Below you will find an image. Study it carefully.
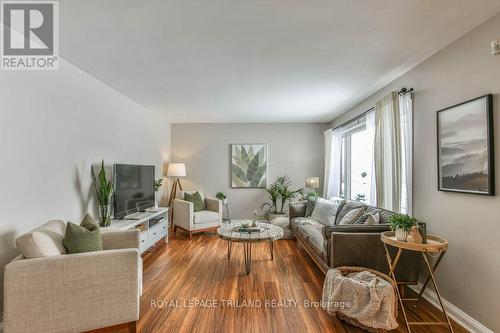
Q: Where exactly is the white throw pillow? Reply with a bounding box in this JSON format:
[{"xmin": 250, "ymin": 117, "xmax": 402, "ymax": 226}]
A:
[
  {"xmin": 364, "ymin": 212, "xmax": 380, "ymax": 225},
  {"xmin": 338, "ymin": 207, "xmax": 365, "ymax": 225},
  {"xmin": 310, "ymin": 197, "xmax": 344, "ymax": 226},
  {"xmin": 16, "ymin": 220, "xmax": 67, "ymax": 258}
]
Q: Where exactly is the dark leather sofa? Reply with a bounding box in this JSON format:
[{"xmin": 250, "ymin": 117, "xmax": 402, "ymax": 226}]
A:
[{"xmin": 289, "ymin": 199, "xmax": 419, "ymax": 283}]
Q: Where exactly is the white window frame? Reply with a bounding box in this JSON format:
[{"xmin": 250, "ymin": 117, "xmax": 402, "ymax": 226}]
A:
[{"xmin": 340, "ymin": 118, "xmax": 366, "ymax": 200}]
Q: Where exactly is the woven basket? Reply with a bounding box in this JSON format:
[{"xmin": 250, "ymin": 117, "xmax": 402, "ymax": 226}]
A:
[{"xmin": 333, "ymin": 266, "xmax": 398, "ymax": 333}]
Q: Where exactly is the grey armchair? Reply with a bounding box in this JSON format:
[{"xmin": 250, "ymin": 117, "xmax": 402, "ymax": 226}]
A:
[{"xmin": 173, "ymin": 190, "xmax": 222, "ymax": 239}]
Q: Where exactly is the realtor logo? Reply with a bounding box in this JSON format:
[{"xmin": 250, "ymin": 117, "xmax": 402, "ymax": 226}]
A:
[{"xmin": 1, "ymin": 1, "xmax": 58, "ymax": 70}]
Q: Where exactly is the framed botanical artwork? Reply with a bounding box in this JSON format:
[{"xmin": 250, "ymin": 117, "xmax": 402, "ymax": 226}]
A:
[
  {"xmin": 231, "ymin": 144, "xmax": 267, "ymax": 188},
  {"xmin": 437, "ymin": 94, "xmax": 494, "ymax": 195}
]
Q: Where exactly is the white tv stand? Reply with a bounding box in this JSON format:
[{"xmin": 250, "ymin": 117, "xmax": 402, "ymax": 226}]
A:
[{"xmin": 102, "ymin": 207, "xmax": 169, "ymax": 253}]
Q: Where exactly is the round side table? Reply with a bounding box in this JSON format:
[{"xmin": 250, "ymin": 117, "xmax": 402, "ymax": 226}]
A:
[{"xmin": 381, "ymin": 231, "xmax": 453, "ymax": 333}]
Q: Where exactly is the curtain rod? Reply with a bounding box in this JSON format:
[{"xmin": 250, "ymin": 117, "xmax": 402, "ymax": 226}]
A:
[
  {"xmin": 398, "ymin": 87, "xmax": 414, "ymax": 95},
  {"xmin": 331, "ymin": 107, "xmax": 374, "ymax": 131},
  {"xmin": 329, "ymin": 87, "xmax": 414, "ymax": 131}
]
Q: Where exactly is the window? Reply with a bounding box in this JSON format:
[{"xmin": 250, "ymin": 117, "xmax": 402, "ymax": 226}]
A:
[
  {"xmin": 324, "ymin": 91, "xmax": 412, "ymax": 213},
  {"xmin": 340, "ymin": 116, "xmax": 373, "ymax": 203}
]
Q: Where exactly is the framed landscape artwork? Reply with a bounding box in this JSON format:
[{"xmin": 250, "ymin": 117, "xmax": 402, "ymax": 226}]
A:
[
  {"xmin": 437, "ymin": 94, "xmax": 494, "ymax": 195},
  {"xmin": 231, "ymin": 144, "xmax": 267, "ymax": 188}
]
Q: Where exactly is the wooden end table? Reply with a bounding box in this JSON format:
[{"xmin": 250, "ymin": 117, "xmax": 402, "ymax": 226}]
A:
[
  {"xmin": 217, "ymin": 220, "xmax": 283, "ymax": 274},
  {"xmin": 381, "ymin": 231, "xmax": 453, "ymax": 333}
]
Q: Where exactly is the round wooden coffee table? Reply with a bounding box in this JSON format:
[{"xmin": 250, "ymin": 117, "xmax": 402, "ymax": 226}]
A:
[{"xmin": 217, "ymin": 220, "xmax": 283, "ymax": 274}]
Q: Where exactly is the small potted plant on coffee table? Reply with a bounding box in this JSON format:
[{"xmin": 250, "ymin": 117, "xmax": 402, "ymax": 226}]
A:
[{"xmin": 389, "ymin": 214, "xmax": 417, "ymax": 241}]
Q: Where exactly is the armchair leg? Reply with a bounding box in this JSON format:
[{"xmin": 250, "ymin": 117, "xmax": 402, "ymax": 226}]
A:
[
  {"xmin": 174, "ymin": 226, "xmax": 177, "ymax": 233},
  {"xmin": 189, "ymin": 231, "xmax": 192, "ymax": 240}
]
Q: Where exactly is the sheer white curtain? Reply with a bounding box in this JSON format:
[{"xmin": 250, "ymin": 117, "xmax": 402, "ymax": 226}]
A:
[
  {"xmin": 373, "ymin": 91, "xmax": 413, "ymax": 213},
  {"xmin": 323, "ymin": 127, "xmax": 342, "ymax": 198},
  {"xmin": 365, "ymin": 110, "xmax": 377, "ymax": 206},
  {"xmin": 399, "ymin": 92, "xmax": 413, "ymax": 214},
  {"xmin": 374, "ymin": 92, "xmax": 402, "ymax": 212}
]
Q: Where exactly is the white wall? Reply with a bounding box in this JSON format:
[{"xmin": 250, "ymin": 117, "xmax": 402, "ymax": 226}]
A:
[
  {"xmin": 330, "ymin": 13, "xmax": 500, "ymax": 332},
  {"xmin": 0, "ymin": 60, "xmax": 171, "ymax": 321},
  {"xmin": 171, "ymin": 123, "xmax": 324, "ymax": 219}
]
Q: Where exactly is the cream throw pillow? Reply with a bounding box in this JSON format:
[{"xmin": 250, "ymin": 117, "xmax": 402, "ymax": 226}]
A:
[
  {"xmin": 310, "ymin": 197, "xmax": 344, "ymax": 226},
  {"xmin": 338, "ymin": 207, "xmax": 365, "ymax": 225},
  {"xmin": 16, "ymin": 220, "xmax": 67, "ymax": 258},
  {"xmin": 364, "ymin": 212, "xmax": 380, "ymax": 225}
]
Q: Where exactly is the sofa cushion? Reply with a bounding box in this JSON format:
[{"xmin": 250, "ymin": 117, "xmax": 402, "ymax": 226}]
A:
[
  {"xmin": 63, "ymin": 214, "xmax": 103, "ymax": 254},
  {"xmin": 356, "ymin": 211, "xmax": 381, "ymax": 225},
  {"xmin": 303, "ymin": 224, "xmax": 325, "ymax": 258},
  {"xmin": 291, "ymin": 217, "xmax": 320, "ymax": 240},
  {"xmin": 193, "ymin": 210, "xmax": 219, "ymax": 224},
  {"xmin": 338, "ymin": 207, "xmax": 365, "ymax": 225},
  {"xmin": 364, "ymin": 206, "xmax": 394, "ymax": 224},
  {"xmin": 305, "ymin": 197, "xmax": 317, "ymax": 217},
  {"xmin": 310, "ymin": 197, "xmax": 344, "ymax": 226},
  {"xmin": 335, "ymin": 201, "xmax": 366, "ymax": 224},
  {"xmin": 16, "ymin": 220, "xmax": 67, "ymax": 258}
]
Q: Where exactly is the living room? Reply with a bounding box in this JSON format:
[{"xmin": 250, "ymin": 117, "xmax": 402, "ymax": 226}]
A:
[{"xmin": 1, "ymin": 1, "xmax": 500, "ymax": 333}]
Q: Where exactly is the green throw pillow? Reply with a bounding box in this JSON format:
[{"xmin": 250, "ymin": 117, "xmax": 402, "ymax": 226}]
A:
[
  {"xmin": 63, "ymin": 214, "xmax": 103, "ymax": 254},
  {"xmin": 185, "ymin": 191, "xmax": 205, "ymax": 212}
]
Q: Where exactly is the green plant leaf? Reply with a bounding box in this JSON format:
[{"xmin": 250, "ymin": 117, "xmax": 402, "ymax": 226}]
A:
[
  {"xmin": 240, "ymin": 146, "xmax": 250, "ymax": 169},
  {"xmin": 232, "ymin": 164, "xmax": 248, "ymax": 183},
  {"xmin": 232, "ymin": 174, "xmax": 247, "ymax": 187},
  {"xmin": 246, "ymin": 153, "xmax": 260, "ymax": 183}
]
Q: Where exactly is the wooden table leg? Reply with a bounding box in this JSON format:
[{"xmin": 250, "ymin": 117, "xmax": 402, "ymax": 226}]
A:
[
  {"xmin": 418, "ymin": 250, "xmax": 445, "ymax": 300},
  {"xmin": 243, "ymin": 242, "xmax": 252, "ymax": 274},
  {"xmin": 384, "ymin": 243, "xmax": 411, "ymax": 333},
  {"xmin": 421, "ymin": 251, "xmax": 455, "ymax": 333},
  {"xmin": 227, "ymin": 240, "xmax": 231, "ymax": 259}
]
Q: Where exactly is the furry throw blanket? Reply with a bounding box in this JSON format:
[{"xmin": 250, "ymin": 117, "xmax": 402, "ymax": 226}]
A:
[{"xmin": 322, "ymin": 269, "xmax": 398, "ymax": 331}]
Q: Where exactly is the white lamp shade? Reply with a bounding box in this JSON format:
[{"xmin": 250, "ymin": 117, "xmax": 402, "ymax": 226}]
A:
[
  {"xmin": 167, "ymin": 163, "xmax": 186, "ymax": 177},
  {"xmin": 305, "ymin": 177, "xmax": 320, "ymax": 189}
]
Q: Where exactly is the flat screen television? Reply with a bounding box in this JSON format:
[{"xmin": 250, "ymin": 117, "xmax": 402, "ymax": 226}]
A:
[{"xmin": 113, "ymin": 164, "xmax": 155, "ymax": 219}]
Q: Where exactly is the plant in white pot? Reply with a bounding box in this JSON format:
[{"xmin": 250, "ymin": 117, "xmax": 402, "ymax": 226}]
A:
[
  {"xmin": 261, "ymin": 176, "xmax": 303, "ymax": 221},
  {"xmin": 216, "ymin": 192, "xmax": 230, "ymax": 221},
  {"xmin": 216, "ymin": 191, "xmax": 227, "ymax": 204},
  {"xmin": 91, "ymin": 160, "xmax": 113, "ymax": 227},
  {"xmin": 153, "ymin": 178, "xmax": 163, "ymax": 209},
  {"xmin": 389, "ymin": 214, "xmax": 418, "ymax": 241}
]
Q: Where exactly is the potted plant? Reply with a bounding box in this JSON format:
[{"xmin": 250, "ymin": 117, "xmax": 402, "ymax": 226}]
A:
[
  {"xmin": 216, "ymin": 191, "xmax": 227, "ymax": 204},
  {"xmin": 301, "ymin": 190, "xmax": 319, "ymax": 201},
  {"xmin": 91, "ymin": 160, "xmax": 113, "ymax": 227},
  {"xmin": 262, "ymin": 176, "xmax": 303, "ymax": 221},
  {"xmin": 153, "ymin": 178, "xmax": 163, "ymax": 209},
  {"xmin": 389, "ymin": 214, "xmax": 418, "ymax": 241}
]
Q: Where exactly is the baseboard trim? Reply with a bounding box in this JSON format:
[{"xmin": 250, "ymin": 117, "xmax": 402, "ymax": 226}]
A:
[{"xmin": 409, "ymin": 284, "xmax": 493, "ymax": 333}]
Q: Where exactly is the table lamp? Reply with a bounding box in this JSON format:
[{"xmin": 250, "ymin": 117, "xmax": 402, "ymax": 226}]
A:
[{"xmin": 305, "ymin": 177, "xmax": 319, "ymax": 189}]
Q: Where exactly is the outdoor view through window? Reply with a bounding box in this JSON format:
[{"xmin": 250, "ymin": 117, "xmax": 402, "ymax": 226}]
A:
[{"xmin": 340, "ymin": 120, "xmax": 372, "ymax": 204}]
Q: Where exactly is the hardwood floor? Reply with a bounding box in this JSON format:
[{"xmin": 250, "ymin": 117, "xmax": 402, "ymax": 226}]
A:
[{"xmin": 124, "ymin": 230, "xmax": 467, "ymax": 333}]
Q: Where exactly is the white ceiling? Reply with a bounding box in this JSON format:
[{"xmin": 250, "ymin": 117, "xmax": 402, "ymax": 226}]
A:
[{"xmin": 60, "ymin": 1, "xmax": 500, "ymax": 123}]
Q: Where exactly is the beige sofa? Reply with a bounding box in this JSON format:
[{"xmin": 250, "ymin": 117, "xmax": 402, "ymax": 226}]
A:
[
  {"xmin": 3, "ymin": 220, "xmax": 142, "ymax": 333},
  {"xmin": 173, "ymin": 190, "xmax": 222, "ymax": 239}
]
